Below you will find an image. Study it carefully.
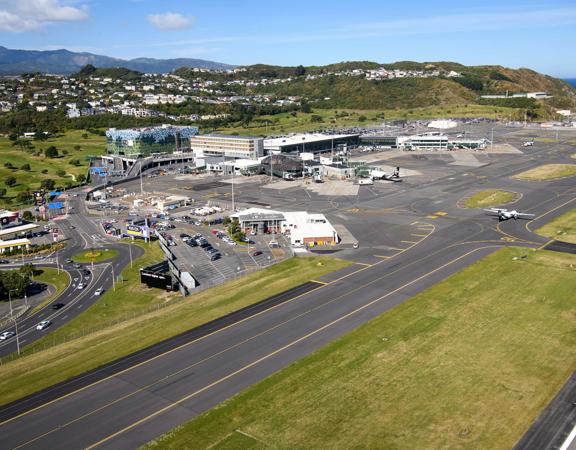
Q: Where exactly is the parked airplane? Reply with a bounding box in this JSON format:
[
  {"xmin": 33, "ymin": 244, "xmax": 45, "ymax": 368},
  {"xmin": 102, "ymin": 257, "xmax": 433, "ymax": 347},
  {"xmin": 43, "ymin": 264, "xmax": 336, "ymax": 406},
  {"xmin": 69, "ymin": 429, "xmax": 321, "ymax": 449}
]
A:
[
  {"xmin": 484, "ymin": 208, "xmax": 535, "ymax": 221},
  {"xmin": 369, "ymin": 167, "xmax": 402, "ymax": 182}
]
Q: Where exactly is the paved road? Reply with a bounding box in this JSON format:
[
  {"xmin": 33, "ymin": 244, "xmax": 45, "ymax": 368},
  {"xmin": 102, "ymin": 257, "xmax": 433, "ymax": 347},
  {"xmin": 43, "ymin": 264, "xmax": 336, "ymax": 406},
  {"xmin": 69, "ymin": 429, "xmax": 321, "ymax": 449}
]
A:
[
  {"xmin": 0, "ymin": 196, "xmax": 143, "ymax": 358},
  {"xmin": 1, "ymin": 129, "xmax": 575, "ymax": 448}
]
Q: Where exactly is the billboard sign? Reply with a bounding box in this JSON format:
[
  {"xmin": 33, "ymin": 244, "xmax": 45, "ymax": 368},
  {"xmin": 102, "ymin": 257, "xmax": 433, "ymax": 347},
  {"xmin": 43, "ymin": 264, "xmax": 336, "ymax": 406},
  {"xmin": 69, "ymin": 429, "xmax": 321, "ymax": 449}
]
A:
[
  {"xmin": 140, "ymin": 269, "xmax": 171, "ymax": 290},
  {"xmin": 127, "ymin": 224, "xmax": 150, "ymax": 238}
]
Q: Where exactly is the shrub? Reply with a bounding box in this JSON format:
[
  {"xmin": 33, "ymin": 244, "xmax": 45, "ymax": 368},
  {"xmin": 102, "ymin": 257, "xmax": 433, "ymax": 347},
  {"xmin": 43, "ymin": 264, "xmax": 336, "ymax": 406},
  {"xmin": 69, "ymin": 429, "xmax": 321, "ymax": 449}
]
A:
[
  {"xmin": 69, "ymin": 159, "xmax": 81, "ymax": 166},
  {"xmin": 4, "ymin": 175, "xmax": 16, "ymax": 187},
  {"xmin": 21, "ymin": 163, "xmax": 31, "ymax": 171},
  {"xmin": 56, "ymin": 169, "xmax": 66, "ymax": 177},
  {"xmin": 44, "ymin": 146, "xmax": 59, "ymax": 158}
]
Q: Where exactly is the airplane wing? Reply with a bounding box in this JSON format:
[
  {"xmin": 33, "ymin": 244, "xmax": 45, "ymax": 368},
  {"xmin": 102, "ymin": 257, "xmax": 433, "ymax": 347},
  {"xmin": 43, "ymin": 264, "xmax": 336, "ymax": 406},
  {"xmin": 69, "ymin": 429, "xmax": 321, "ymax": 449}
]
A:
[
  {"xmin": 516, "ymin": 213, "xmax": 535, "ymax": 218},
  {"xmin": 484, "ymin": 208, "xmax": 506, "ymax": 214}
]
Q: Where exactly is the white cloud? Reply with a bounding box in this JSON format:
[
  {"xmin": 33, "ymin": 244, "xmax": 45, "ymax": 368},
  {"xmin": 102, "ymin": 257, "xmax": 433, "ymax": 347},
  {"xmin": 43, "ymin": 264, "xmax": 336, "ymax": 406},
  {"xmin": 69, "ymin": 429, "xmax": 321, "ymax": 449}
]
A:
[
  {"xmin": 0, "ymin": 0, "xmax": 88, "ymax": 32},
  {"xmin": 147, "ymin": 12, "xmax": 194, "ymax": 31}
]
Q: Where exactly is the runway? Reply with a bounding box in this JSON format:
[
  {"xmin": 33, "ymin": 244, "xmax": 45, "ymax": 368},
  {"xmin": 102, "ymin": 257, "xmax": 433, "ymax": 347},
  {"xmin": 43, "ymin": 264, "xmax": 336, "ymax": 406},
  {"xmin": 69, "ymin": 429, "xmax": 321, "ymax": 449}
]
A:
[{"xmin": 1, "ymin": 129, "xmax": 575, "ymax": 448}]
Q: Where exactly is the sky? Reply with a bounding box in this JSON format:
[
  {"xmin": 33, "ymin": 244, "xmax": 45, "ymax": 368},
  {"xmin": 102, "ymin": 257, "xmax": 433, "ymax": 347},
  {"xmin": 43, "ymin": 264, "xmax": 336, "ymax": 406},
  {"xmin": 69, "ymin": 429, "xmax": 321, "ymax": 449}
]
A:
[{"xmin": 0, "ymin": 0, "xmax": 575, "ymax": 77}]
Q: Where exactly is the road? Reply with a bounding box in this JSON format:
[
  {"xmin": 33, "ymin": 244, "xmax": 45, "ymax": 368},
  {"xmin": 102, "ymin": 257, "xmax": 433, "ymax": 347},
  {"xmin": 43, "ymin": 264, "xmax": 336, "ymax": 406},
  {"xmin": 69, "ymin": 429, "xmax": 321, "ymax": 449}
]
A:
[
  {"xmin": 0, "ymin": 129, "xmax": 575, "ymax": 448},
  {"xmin": 0, "ymin": 196, "xmax": 143, "ymax": 358}
]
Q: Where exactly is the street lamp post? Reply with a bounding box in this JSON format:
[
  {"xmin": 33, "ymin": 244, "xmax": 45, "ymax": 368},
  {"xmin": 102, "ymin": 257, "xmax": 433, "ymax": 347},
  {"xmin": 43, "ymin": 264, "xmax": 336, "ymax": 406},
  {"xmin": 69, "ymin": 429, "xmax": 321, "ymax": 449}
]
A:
[{"xmin": 8, "ymin": 289, "xmax": 21, "ymax": 355}]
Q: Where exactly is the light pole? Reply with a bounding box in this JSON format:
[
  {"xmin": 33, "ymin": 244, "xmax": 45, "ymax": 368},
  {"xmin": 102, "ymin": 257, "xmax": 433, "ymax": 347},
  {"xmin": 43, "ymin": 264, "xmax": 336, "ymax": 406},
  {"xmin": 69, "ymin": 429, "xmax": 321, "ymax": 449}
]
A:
[
  {"xmin": 129, "ymin": 244, "xmax": 133, "ymax": 268},
  {"xmin": 8, "ymin": 289, "xmax": 21, "ymax": 355},
  {"xmin": 111, "ymin": 264, "xmax": 116, "ymax": 291}
]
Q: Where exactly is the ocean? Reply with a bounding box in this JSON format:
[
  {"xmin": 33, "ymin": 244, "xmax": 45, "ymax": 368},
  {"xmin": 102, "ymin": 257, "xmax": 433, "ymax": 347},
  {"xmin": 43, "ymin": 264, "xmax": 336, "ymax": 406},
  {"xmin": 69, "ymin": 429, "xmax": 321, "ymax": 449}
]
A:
[{"xmin": 565, "ymin": 79, "xmax": 576, "ymax": 88}]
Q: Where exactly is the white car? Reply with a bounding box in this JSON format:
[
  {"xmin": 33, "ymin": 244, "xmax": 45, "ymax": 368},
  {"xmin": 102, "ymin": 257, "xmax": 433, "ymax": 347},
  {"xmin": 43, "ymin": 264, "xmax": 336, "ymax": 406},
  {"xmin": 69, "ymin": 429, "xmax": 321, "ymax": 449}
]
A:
[
  {"xmin": 36, "ymin": 320, "xmax": 51, "ymax": 331},
  {"xmin": 94, "ymin": 287, "xmax": 104, "ymax": 296},
  {"xmin": 0, "ymin": 331, "xmax": 15, "ymax": 340},
  {"xmin": 77, "ymin": 282, "xmax": 85, "ymax": 290}
]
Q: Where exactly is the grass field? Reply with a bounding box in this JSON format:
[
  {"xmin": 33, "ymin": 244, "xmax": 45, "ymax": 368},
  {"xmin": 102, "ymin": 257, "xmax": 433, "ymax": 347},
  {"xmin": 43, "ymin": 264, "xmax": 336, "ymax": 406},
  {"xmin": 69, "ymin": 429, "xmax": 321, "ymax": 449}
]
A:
[
  {"xmin": 0, "ymin": 256, "xmax": 350, "ymax": 405},
  {"xmin": 461, "ymin": 189, "xmax": 519, "ymax": 208},
  {"xmin": 512, "ymin": 164, "xmax": 576, "ymax": 181},
  {"xmin": 147, "ymin": 248, "xmax": 576, "ymax": 450},
  {"xmin": 536, "ymin": 209, "xmax": 576, "ymax": 244},
  {"xmin": 72, "ymin": 248, "xmax": 119, "ymax": 263},
  {"xmin": 216, "ymin": 105, "xmax": 516, "ymax": 136},
  {"xmin": 0, "ymin": 130, "xmax": 105, "ymax": 207},
  {"xmin": 29, "ymin": 267, "xmax": 70, "ymax": 314}
]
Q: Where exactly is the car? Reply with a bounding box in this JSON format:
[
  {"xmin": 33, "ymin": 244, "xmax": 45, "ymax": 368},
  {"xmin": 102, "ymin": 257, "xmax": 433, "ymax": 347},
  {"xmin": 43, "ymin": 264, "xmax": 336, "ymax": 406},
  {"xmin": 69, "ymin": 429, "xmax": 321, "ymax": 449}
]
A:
[
  {"xmin": 179, "ymin": 233, "xmax": 191, "ymax": 239},
  {"xmin": 69, "ymin": 225, "xmax": 76, "ymax": 229},
  {"xmin": 210, "ymin": 253, "xmax": 221, "ymax": 261},
  {"xmin": 77, "ymin": 282, "xmax": 85, "ymax": 290},
  {"xmin": 51, "ymin": 302, "xmax": 65, "ymax": 310},
  {"xmin": 252, "ymin": 251, "xmax": 263, "ymax": 257},
  {"xmin": 0, "ymin": 331, "xmax": 15, "ymax": 340},
  {"xmin": 94, "ymin": 287, "xmax": 104, "ymax": 296},
  {"xmin": 0, "ymin": 259, "xmax": 9, "ymax": 264},
  {"xmin": 65, "ymin": 258, "xmax": 73, "ymax": 264},
  {"xmin": 186, "ymin": 240, "xmax": 197, "ymax": 247},
  {"xmin": 36, "ymin": 320, "xmax": 52, "ymax": 330},
  {"xmin": 353, "ymin": 242, "xmax": 359, "ymax": 249},
  {"xmin": 73, "ymin": 263, "xmax": 82, "ymax": 269}
]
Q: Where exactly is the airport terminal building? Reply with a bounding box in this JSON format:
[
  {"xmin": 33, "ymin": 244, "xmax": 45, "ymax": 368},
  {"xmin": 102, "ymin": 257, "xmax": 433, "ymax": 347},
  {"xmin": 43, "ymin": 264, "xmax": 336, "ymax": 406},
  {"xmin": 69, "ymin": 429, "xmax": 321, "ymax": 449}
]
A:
[
  {"xmin": 190, "ymin": 134, "xmax": 264, "ymax": 159},
  {"xmin": 106, "ymin": 125, "xmax": 199, "ymax": 158},
  {"xmin": 264, "ymin": 133, "xmax": 360, "ymax": 155}
]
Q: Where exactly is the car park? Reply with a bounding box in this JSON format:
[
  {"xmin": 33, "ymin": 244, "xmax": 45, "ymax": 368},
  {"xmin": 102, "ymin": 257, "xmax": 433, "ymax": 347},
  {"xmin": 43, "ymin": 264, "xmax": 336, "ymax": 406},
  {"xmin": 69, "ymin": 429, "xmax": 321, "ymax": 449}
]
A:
[
  {"xmin": 0, "ymin": 331, "xmax": 15, "ymax": 340},
  {"xmin": 36, "ymin": 320, "xmax": 52, "ymax": 331},
  {"xmin": 52, "ymin": 302, "xmax": 65, "ymax": 310}
]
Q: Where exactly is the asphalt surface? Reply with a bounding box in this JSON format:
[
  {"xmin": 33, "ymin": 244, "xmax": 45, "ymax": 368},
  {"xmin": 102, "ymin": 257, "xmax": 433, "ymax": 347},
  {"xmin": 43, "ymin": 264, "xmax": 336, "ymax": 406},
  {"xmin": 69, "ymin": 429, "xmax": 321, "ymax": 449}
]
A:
[
  {"xmin": 1, "ymin": 125, "xmax": 575, "ymax": 449},
  {"xmin": 0, "ymin": 197, "xmax": 143, "ymax": 358}
]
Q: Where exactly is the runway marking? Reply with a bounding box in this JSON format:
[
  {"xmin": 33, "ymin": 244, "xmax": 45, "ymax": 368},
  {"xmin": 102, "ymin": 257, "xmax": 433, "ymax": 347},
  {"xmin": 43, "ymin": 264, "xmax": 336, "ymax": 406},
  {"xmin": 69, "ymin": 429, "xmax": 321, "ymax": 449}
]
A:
[
  {"xmin": 85, "ymin": 245, "xmax": 501, "ymax": 450},
  {"xmin": 374, "ymin": 255, "xmax": 391, "ymax": 259},
  {"xmin": 410, "ymin": 221, "xmax": 419, "ymax": 226},
  {"xmin": 411, "ymin": 234, "xmax": 428, "ymax": 237},
  {"xmin": 309, "ymin": 280, "xmax": 328, "ymax": 285},
  {"xmin": 538, "ymin": 239, "xmax": 555, "ymax": 250},
  {"xmin": 385, "ymin": 247, "xmax": 405, "ymax": 251},
  {"xmin": 525, "ymin": 196, "xmax": 576, "ymax": 233},
  {"xmin": 401, "ymin": 240, "xmax": 418, "ymax": 244},
  {"xmin": 3, "ymin": 224, "xmax": 438, "ymax": 429}
]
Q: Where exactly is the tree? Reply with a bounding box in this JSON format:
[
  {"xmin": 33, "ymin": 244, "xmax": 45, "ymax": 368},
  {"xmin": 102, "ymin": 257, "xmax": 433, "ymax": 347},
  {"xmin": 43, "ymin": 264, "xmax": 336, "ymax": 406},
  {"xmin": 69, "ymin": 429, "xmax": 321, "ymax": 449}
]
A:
[
  {"xmin": 69, "ymin": 159, "xmax": 81, "ymax": 166},
  {"xmin": 62, "ymin": 149, "xmax": 69, "ymax": 155},
  {"xmin": 82, "ymin": 133, "xmax": 89, "ymax": 139},
  {"xmin": 310, "ymin": 114, "xmax": 323, "ymax": 123},
  {"xmin": 40, "ymin": 179, "xmax": 55, "ymax": 190},
  {"xmin": 73, "ymin": 145, "xmax": 81, "ymax": 151},
  {"xmin": 358, "ymin": 115, "xmax": 367, "ymax": 122},
  {"xmin": 294, "ymin": 65, "xmax": 306, "ymax": 76},
  {"xmin": 21, "ymin": 163, "xmax": 31, "ymax": 171},
  {"xmin": 41, "ymin": 169, "xmax": 48, "ymax": 174},
  {"xmin": 16, "ymin": 190, "xmax": 32, "ymax": 203},
  {"xmin": 300, "ymin": 103, "xmax": 311, "ymax": 113},
  {"xmin": 56, "ymin": 169, "xmax": 66, "ymax": 177},
  {"xmin": 44, "ymin": 146, "xmax": 59, "ymax": 158},
  {"xmin": 22, "ymin": 210, "xmax": 33, "ymax": 221},
  {"xmin": 76, "ymin": 173, "xmax": 86, "ymax": 184},
  {"xmin": 4, "ymin": 162, "xmax": 14, "ymax": 169},
  {"xmin": 0, "ymin": 188, "xmax": 6, "ymax": 197},
  {"xmin": 4, "ymin": 176, "xmax": 16, "ymax": 187}
]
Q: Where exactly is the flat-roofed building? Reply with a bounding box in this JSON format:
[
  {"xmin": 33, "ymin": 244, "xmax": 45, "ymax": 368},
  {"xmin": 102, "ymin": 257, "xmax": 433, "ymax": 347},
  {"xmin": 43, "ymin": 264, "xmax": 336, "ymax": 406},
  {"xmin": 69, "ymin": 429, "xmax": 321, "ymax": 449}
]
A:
[
  {"xmin": 190, "ymin": 134, "xmax": 264, "ymax": 159},
  {"xmin": 264, "ymin": 133, "xmax": 359, "ymax": 155}
]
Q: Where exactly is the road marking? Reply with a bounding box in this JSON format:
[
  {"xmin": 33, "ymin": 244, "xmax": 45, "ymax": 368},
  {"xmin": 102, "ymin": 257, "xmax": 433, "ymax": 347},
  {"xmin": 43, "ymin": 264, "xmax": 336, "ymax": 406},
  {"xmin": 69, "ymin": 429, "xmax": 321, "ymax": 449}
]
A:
[
  {"xmin": 525, "ymin": 196, "xmax": 576, "ymax": 233},
  {"xmin": 434, "ymin": 211, "xmax": 448, "ymax": 216},
  {"xmin": 401, "ymin": 240, "xmax": 418, "ymax": 244},
  {"xmin": 411, "ymin": 234, "xmax": 427, "ymax": 237},
  {"xmin": 374, "ymin": 255, "xmax": 390, "ymax": 259},
  {"xmin": 85, "ymin": 245, "xmax": 500, "ymax": 450},
  {"xmin": 426, "ymin": 215, "xmax": 438, "ymax": 219},
  {"xmin": 1, "ymin": 223, "xmax": 437, "ymax": 427},
  {"xmin": 410, "ymin": 221, "xmax": 419, "ymax": 226},
  {"xmin": 309, "ymin": 280, "xmax": 327, "ymax": 285}
]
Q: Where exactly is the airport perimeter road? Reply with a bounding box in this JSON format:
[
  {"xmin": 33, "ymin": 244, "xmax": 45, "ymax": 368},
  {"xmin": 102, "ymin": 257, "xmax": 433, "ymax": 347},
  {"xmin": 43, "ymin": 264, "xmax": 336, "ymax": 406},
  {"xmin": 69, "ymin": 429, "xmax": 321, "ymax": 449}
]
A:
[
  {"xmin": 0, "ymin": 197, "xmax": 143, "ymax": 358},
  {"xmin": 1, "ymin": 134, "xmax": 575, "ymax": 448}
]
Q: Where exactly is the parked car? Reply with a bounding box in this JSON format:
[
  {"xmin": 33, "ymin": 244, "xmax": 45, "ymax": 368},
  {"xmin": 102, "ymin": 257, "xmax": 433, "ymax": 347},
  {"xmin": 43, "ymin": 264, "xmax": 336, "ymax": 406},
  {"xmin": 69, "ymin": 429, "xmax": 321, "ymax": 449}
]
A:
[
  {"xmin": 210, "ymin": 253, "xmax": 221, "ymax": 261},
  {"xmin": 36, "ymin": 320, "xmax": 52, "ymax": 331},
  {"xmin": 252, "ymin": 251, "xmax": 263, "ymax": 257}
]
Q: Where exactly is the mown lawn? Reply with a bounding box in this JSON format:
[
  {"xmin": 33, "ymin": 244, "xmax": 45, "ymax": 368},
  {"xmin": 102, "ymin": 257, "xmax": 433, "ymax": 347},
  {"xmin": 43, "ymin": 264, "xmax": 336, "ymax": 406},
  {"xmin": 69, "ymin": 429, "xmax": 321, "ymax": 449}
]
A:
[
  {"xmin": 0, "ymin": 130, "xmax": 105, "ymax": 207},
  {"xmin": 72, "ymin": 248, "xmax": 119, "ymax": 263},
  {"xmin": 147, "ymin": 248, "xmax": 576, "ymax": 450},
  {"xmin": 537, "ymin": 208, "xmax": 576, "ymax": 244},
  {"xmin": 0, "ymin": 255, "xmax": 350, "ymax": 405},
  {"xmin": 29, "ymin": 267, "xmax": 70, "ymax": 314},
  {"xmin": 512, "ymin": 164, "xmax": 576, "ymax": 181},
  {"xmin": 461, "ymin": 189, "xmax": 519, "ymax": 208}
]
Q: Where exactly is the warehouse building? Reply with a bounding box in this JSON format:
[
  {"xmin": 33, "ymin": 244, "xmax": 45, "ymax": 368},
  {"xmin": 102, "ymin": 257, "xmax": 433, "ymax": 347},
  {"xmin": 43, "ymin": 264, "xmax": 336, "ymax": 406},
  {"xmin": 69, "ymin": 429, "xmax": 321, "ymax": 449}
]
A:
[
  {"xmin": 106, "ymin": 125, "xmax": 199, "ymax": 158},
  {"xmin": 264, "ymin": 133, "xmax": 359, "ymax": 155},
  {"xmin": 190, "ymin": 134, "xmax": 264, "ymax": 159}
]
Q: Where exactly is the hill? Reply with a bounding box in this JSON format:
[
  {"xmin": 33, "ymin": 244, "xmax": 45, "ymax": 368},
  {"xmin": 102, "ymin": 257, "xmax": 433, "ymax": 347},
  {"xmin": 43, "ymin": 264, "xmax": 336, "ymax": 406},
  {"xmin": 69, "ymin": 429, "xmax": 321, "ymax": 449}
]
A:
[
  {"xmin": 228, "ymin": 61, "xmax": 576, "ymax": 111},
  {"xmin": 0, "ymin": 46, "xmax": 235, "ymax": 75}
]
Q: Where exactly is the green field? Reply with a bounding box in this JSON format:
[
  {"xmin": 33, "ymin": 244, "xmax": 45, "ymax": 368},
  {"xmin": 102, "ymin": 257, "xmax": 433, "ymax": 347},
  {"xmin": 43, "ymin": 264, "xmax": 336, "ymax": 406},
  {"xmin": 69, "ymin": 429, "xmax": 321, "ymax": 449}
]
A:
[
  {"xmin": 0, "ymin": 130, "xmax": 105, "ymax": 207},
  {"xmin": 461, "ymin": 189, "xmax": 519, "ymax": 208},
  {"xmin": 72, "ymin": 248, "xmax": 119, "ymax": 263},
  {"xmin": 147, "ymin": 248, "xmax": 576, "ymax": 450},
  {"xmin": 0, "ymin": 256, "xmax": 350, "ymax": 405},
  {"xmin": 29, "ymin": 267, "xmax": 70, "ymax": 314},
  {"xmin": 217, "ymin": 105, "xmax": 516, "ymax": 136},
  {"xmin": 512, "ymin": 164, "xmax": 576, "ymax": 181},
  {"xmin": 536, "ymin": 209, "xmax": 576, "ymax": 244}
]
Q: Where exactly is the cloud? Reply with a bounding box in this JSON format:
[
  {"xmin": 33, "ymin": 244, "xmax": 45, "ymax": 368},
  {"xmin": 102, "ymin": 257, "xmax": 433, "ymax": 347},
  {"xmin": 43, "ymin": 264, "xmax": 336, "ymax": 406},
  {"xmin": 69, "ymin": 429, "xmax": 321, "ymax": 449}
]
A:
[
  {"xmin": 147, "ymin": 12, "xmax": 194, "ymax": 31},
  {"xmin": 0, "ymin": 0, "xmax": 88, "ymax": 32}
]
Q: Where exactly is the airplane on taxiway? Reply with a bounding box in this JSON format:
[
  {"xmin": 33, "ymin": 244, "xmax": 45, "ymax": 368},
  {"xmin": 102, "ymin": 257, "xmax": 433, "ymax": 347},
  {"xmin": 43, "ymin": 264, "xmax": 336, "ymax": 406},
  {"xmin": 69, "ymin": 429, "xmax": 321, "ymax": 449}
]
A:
[{"xmin": 484, "ymin": 207, "xmax": 535, "ymax": 221}]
